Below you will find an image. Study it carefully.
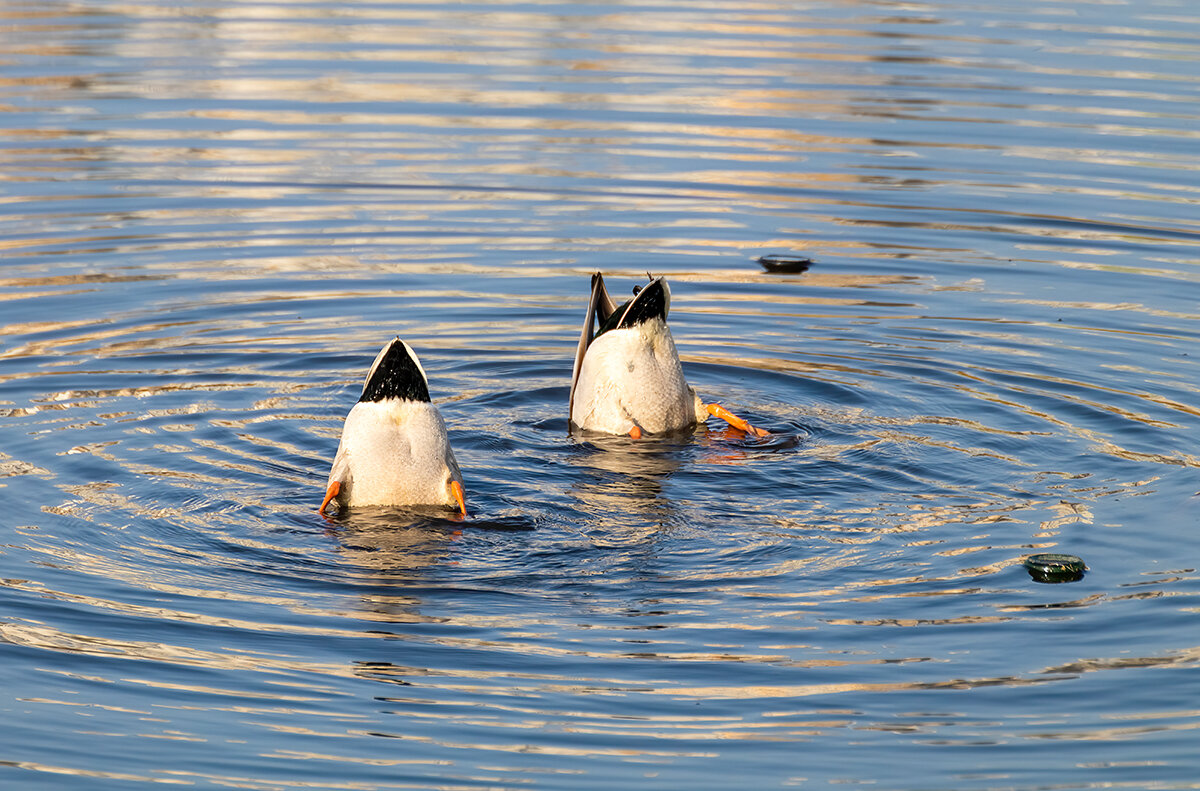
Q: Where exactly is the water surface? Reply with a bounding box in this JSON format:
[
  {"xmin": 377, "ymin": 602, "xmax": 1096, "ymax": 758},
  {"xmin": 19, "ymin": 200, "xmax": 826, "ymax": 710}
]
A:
[{"xmin": 3, "ymin": 0, "xmax": 1200, "ymax": 788}]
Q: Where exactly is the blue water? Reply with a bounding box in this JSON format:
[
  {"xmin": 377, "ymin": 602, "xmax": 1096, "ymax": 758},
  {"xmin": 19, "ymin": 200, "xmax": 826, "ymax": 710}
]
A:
[{"xmin": 3, "ymin": 0, "xmax": 1200, "ymax": 788}]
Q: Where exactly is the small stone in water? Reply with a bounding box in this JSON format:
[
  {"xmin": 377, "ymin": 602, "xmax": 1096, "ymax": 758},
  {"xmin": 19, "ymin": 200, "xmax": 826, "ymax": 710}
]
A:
[
  {"xmin": 1023, "ymin": 553, "xmax": 1086, "ymax": 583},
  {"xmin": 758, "ymin": 254, "xmax": 813, "ymax": 273}
]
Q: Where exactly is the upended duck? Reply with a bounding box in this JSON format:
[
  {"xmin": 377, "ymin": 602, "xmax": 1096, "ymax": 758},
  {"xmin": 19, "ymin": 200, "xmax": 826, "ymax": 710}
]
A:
[
  {"xmin": 320, "ymin": 337, "xmax": 466, "ymax": 517},
  {"xmin": 569, "ymin": 273, "xmax": 768, "ymax": 438}
]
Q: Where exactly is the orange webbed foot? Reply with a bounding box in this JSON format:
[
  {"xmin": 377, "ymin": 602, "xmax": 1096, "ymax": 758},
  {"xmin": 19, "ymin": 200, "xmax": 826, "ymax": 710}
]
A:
[
  {"xmin": 705, "ymin": 403, "xmax": 769, "ymax": 437},
  {"xmin": 319, "ymin": 480, "xmax": 341, "ymax": 515},
  {"xmin": 450, "ymin": 480, "xmax": 467, "ymax": 519}
]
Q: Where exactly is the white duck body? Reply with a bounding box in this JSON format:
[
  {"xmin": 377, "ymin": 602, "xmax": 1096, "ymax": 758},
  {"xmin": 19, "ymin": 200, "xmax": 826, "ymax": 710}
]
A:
[
  {"xmin": 322, "ymin": 338, "xmax": 465, "ymax": 515},
  {"xmin": 329, "ymin": 398, "xmax": 462, "ymax": 509},
  {"xmin": 569, "ymin": 274, "xmax": 707, "ymax": 435},
  {"xmin": 570, "ymin": 315, "xmax": 706, "ymax": 434}
]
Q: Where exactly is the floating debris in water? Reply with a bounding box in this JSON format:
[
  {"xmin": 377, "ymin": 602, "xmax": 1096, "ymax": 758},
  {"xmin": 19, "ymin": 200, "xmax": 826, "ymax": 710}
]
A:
[
  {"xmin": 758, "ymin": 254, "xmax": 814, "ymax": 273},
  {"xmin": 1023, "ymin": 553, "xmax": 1087, "ymax": 583}
]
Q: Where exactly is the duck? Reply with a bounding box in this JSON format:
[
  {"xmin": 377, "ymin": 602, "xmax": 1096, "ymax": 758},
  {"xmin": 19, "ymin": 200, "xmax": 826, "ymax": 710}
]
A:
[
  {"xmin": 320, "ymin": 337, "xmax": 466, "ymax": 517},
  {"xmin": 569, "ymin": 272, "xmax": 768, "ymax": 438}
]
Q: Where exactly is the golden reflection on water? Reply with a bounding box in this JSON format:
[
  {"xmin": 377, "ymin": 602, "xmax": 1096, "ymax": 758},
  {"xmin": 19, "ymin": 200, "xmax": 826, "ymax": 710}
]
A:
[
  {"xmin": 0, "ymin": 760, "xmax": 191, "ymax": 786},
  {"xmin": 567, "ymin": 437, "xmax": 684, "ymax": 533},
  {"xmin": 14, "ymin": 0, "xmax": 1188, "ymax": 291},
  {"xmin": 0, "ymin": 619, "xmax": 350, "ymax": 677}
]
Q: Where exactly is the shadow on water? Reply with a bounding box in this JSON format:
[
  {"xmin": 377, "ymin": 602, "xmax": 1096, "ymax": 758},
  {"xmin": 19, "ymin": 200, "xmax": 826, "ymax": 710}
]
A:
[{"xmin": 325, "ymin": 507, "xmax": 537, "ymax": 571}]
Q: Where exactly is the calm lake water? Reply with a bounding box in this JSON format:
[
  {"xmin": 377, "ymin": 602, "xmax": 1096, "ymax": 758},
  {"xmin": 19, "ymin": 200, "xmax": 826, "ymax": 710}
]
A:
[{"xmin": 3, "ymin": 0, "xmax": 1200, "ymax": 788}]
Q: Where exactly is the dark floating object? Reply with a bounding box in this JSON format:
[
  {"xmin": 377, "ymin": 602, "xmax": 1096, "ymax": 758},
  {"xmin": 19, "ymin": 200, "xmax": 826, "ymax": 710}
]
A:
[
  {"xmin": 758, "ymin": 254, "xmax": 814, "ymax": 274},
  {"xmin": 1023, "ymin": 553, "xmax": 1087, "ymax": 583}
]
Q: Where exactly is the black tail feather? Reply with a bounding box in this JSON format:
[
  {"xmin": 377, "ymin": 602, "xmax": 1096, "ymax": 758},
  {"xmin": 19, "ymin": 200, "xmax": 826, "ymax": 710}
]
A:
[{"xmin": 359, "ymin": 338, "xmax": 431, "ymax": 403}]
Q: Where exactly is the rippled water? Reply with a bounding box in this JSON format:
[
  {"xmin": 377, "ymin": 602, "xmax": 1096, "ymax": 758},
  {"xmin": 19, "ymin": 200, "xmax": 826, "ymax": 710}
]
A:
[{"xmin": 4, "ymin": 0, "xmax": 1200, "ymax": 788}]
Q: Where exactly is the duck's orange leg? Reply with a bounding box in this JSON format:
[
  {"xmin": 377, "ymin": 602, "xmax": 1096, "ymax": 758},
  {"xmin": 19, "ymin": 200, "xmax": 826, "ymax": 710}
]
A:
[
  {"xmin": 319, "ymin": 480, "xmax": 341, "ymax": 515},
  {"xmin": 705, "ymin": 403, "xmax": 769, "ymax": 437},
  {"xmin": 450, "ymin": 480, "xmax": 467, "ymax": 519}
]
